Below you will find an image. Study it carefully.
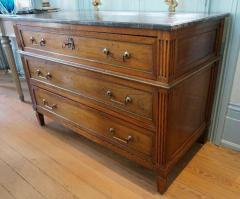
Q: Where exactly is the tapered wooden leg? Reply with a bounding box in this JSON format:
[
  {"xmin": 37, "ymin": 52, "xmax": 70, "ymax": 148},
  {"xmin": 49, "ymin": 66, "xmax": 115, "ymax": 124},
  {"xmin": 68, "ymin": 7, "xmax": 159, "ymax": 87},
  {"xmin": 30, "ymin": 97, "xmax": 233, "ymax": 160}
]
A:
[
  {"xmin": 36, "ymin": 112, "xmax": 45, "ymax": 126},
  {"xmin": 156, "ymin": 175, "xmax": 168, "ymax": 194},
  {"xmin": 1, "ymin": 36, "xmax": 24, "ymax": 102}
]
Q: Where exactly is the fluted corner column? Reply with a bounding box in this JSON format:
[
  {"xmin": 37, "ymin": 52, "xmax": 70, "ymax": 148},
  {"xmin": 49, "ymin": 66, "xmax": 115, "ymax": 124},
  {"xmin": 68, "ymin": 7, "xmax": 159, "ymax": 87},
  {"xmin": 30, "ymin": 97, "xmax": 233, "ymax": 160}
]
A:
[{"xmin": 1, "ymin": 36, "xmax": 24, "ymax": 101}]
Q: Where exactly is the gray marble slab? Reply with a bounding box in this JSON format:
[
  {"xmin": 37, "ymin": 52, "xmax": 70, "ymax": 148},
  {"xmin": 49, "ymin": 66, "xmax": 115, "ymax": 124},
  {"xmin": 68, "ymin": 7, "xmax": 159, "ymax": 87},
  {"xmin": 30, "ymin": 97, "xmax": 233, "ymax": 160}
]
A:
[{"xmin": 0, "ymin": 10, "xmax": 229, "ymax": 31}]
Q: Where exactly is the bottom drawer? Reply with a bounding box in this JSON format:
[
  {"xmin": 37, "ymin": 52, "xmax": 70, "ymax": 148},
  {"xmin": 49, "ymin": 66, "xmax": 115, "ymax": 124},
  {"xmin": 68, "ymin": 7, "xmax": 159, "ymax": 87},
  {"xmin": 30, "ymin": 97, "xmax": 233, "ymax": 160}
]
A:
[{"xmin": 33, "ymin": 87, "xmax": 154, "ymax": 157}]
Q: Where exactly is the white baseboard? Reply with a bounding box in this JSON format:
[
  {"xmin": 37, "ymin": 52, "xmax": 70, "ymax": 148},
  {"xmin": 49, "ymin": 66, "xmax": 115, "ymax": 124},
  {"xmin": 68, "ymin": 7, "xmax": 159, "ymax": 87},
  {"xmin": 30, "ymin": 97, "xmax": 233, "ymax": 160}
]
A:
[
  {"xmin": 229, "ymin": 103, "xmax": 240, "ymax": 112},
  {"xmin": 221, "ymin": 103, "xmax": 240, "ymax": 151},
  {"xmin": 221, "ymin": 139, "xmax": 240, "ymax": 151}
]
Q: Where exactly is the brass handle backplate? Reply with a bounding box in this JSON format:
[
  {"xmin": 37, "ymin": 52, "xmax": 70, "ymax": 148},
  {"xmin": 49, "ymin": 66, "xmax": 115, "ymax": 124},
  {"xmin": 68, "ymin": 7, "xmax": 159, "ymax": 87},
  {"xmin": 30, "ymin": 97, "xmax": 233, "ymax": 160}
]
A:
[
  {"xmin": 30, "ymin": 37, "xmax": 46, "ymax": 47},
  {"xmin": 106, "ymin": 90, "xmax": 132, "ymax": 105},
  {"xmin": 39, "ymin": 38, "xmax": 46, "ymax": 47},
  {"xmin": 123, "ymin": 51, "xmax": 131, "ymax": 61},
  {"xmin": 125, "ymin": 96, "xmax": 132, "ymax": 104},
  {"xmin": 36, "ymin": 69, "xmax": 52, "ymax": 80},
  {"xmin": 42, "ymin": 99, "xmax": 57, "ymax": 110},
  {"xmin": 109, "ymin": 128, "xmax": 133, "ymax": 144},
  {"xmin": 62, "ymin": 38, "xmax": 75, "ymax": 50},
  {"xmin": 30, "ymin": 36, "xmax": 38, "ymax": 46},
  {"xmin": 103, "ymin": 48, "xmax": 110, "ymax": 56}
]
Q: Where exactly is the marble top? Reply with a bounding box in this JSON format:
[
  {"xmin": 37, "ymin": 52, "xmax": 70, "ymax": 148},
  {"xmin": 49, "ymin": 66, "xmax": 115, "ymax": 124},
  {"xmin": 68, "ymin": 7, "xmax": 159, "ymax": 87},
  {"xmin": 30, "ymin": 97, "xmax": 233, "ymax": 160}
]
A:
[{"xmin": 0, "ymin": 10, "xmax": 228, "ymax": 31}]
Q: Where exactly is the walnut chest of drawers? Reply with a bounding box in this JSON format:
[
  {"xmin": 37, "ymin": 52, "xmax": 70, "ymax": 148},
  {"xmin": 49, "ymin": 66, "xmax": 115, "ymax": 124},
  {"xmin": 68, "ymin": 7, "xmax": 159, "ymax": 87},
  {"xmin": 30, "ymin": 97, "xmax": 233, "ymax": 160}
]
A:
[{"xmin": 10, "ymin": 11, "xmax": 227, "ymax": 193}]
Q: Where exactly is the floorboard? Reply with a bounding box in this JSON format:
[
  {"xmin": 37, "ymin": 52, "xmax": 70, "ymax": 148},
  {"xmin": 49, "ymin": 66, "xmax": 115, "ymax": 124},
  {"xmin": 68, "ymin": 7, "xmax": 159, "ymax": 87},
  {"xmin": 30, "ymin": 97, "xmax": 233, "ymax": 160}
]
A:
[
  {"xmin": 0, "ymin": 184, "xmax": 16, "ymax": 199},
  {"xmin": 0, "ymin": 159, "xmax": 45, "ymax": 199}
]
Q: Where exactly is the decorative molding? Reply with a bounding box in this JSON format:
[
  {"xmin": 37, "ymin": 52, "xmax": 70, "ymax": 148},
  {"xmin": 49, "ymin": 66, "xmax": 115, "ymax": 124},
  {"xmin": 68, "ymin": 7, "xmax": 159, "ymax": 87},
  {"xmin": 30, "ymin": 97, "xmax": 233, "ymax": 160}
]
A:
[
  {"xmin": 10, "ymin": 37, "xmax": 24, "ymax": 76},
  {"xmin": 205, "ymin": 63, "xmax": 218, "ymax": 123},
  {"xmin": 0, "ymin": 42, "xmax": 8, "ymax": 70},
  {"xmin": 228, "ymin": 103, "xmax": 240, "ymax": 112},
  {"xmin": 159, "ymin": 39, "xmax": 176, "ymax": 82},
  {"xmin": 226, "ymin": 103, "xmax": 240, "ymax": 121},
  {"xmin": 220, "ymin": 103, "xmax": 240, "ymax": 151},
  {"xmin": 221, "ymin": 139, "xmax": 240, "ymax": 151},
  {"xmin": 156, "ymin": 89, "xmax": 169, "ymax": 168}
]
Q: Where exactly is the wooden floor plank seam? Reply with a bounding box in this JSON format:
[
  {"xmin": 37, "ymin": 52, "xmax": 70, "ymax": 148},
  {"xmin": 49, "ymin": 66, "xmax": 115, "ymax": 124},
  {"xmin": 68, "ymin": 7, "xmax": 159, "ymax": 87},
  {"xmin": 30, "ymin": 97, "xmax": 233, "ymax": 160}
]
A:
[
  {"xmin": 0, "ymin": 184, "xmax": 17, "ymax": 199},
  {"xmin": 0, "ymin": 131, "xmax": 110, "ymax": 199},
  {"xmin": 0, "ymin": 139, "xmax": 82, "ymax": 199},
  {"xmin": 0, "ymin": 159, "xmax": 45, "ymax": 199},
  {"xmin": 0, "ymin": 158, "xmax": 49, "ymax": 199}
]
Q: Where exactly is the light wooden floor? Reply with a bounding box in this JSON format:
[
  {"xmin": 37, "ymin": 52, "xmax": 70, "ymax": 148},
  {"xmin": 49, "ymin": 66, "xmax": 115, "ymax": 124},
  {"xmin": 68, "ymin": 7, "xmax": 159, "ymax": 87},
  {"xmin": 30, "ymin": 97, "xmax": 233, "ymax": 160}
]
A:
[{"xmin": 0, "ymin": 73, "xmax": 240, "ymax": 199}]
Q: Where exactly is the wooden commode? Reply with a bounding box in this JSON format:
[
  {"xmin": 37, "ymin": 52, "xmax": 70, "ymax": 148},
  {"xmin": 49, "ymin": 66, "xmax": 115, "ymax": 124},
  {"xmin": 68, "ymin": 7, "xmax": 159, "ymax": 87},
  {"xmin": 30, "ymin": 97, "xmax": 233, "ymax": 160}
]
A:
[{"xmin": 1, "ymin": 11, "xmax": 228, "ymax": 193}]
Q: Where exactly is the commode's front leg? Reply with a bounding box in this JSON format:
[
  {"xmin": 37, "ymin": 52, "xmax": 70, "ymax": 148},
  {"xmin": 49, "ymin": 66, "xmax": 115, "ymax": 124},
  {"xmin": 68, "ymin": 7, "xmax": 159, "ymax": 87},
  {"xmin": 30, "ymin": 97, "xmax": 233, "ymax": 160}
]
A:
[
  {"xmin": 36, "ymin": 112, "xmax": 45, "ymax": 126},
  {"xmin": 156, "ymin": 174, "xmax": 168, "ymax": 194}
]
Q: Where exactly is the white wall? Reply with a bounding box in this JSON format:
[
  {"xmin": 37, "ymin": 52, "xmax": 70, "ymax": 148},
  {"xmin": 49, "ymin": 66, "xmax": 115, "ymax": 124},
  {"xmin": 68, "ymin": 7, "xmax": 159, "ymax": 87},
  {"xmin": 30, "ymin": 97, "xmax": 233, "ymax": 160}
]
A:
[
  {"xmin": 210, "ymin": 0, "xmax": 240, "ymax": 151},
  {"xmin": 48, "ymin": 0, "xmax": 207, "ymax": 12},
  {"xmin": 222, "ymin": 51, "xmax": 240, "ymax": 151},
  {"xmin": 231, "ymin": 53, "xmax": 240, "ymax": 105}
]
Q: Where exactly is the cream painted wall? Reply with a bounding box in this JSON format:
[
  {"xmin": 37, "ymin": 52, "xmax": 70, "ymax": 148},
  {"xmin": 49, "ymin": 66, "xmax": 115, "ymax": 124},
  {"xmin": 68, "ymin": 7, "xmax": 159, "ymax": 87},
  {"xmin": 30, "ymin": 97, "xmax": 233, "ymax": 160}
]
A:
[
  {"xmin": 230, "ymin": 52, "xmax": 240, "ymax": 105},
  {"xmin": 209, "ymin": 0, "xmax": 240, "ymax": 150},
  {"xmin": 49, "ymin": 0, "xmax": 207, "ymax": 12}
]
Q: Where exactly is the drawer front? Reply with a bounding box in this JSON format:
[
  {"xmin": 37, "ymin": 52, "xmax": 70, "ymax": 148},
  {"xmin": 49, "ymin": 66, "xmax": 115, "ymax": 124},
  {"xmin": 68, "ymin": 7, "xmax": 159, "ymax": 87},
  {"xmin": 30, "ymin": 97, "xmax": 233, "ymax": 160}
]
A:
[
  {"xmin": 34, "ymin": 87, "xmax": 153, "ymax": 156},
  {"xmin": 27, "ymin": 58, "xmax": 154, "ymax": 121},
  {"xmin": 19, "ymin": 26, "xmax": 156, "ymax": 79}
]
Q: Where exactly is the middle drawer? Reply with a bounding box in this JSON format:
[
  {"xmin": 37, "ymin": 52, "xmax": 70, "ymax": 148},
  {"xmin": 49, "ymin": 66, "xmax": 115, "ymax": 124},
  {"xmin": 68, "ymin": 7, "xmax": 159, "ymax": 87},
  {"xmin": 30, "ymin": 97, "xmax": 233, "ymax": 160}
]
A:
[{"xmin": 25, "ymin": 57, "xmax": 156, "ymax": 125}]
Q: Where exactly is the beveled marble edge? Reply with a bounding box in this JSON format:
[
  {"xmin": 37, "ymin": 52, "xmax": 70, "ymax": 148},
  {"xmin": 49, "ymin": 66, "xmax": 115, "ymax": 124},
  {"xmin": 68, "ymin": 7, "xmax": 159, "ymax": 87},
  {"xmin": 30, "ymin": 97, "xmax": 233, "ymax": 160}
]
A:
[{"xmin": 0, "ymin": 11, "xmax": 229, "ymax": 31}]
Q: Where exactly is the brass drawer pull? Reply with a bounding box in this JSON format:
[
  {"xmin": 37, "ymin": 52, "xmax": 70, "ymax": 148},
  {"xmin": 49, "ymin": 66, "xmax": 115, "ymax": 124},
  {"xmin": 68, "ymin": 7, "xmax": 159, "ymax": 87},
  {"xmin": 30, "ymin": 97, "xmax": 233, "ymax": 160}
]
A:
[
  {"xmin": 42, "ymin": 99, "xmax": 57, "ymax": 110},
  {"xmin": 62, "ymin": 38, "xmax": 75, "ymax": 50},
  {"xmin": 103, "ymin": 48, "xmax": 110, "ymax": 56},
  {"xmin": 39, "ymin": 38, "xmax": 46, "ymax": 47},
  {"xmin": 122, "ymin": 51, "xmax": 131, "ymax": 61},
  {"xmin": 30, "ymin": 36, "xmax": 38, "ymax": 46},
  {"xmin": 106, "ymin": 90, "xmax": 132, "ymax": 105},
  {"xmin": 109, "ymin": 128, "xmax": 133, "ymax": 144},
  {"xmin": 36, "ymin": 69, "xmax": 52, "ymax": 80},
  {"xmin": 125, "ymin": 96, "xmax": 132, "ymax": 104},
  {"xmin": 30, "ymin": 37, "xmax": 46, "ymax": 47}
]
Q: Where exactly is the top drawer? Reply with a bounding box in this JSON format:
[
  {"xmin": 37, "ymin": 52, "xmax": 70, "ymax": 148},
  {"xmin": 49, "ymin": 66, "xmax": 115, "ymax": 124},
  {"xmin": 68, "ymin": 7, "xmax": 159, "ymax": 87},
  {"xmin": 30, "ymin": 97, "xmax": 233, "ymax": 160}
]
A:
[{"xmin": 17, "ymin": 25, "xmax": 157, "ymax": 79}]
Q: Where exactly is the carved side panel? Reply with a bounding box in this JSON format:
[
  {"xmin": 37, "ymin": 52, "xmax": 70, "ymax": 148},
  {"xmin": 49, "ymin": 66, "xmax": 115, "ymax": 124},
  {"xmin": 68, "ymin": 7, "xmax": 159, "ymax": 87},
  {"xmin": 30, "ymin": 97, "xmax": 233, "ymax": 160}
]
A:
[
  {"xmin": 176, "ymin": 30, "xmax": 217, "ymax": 78},
  {"xmin": 166, "ymin": 67, "xmax": 212, "ymax": 162},
  {"xmin": 159, "ymin": 39, "xmax": 177, "ymax": 82}
]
